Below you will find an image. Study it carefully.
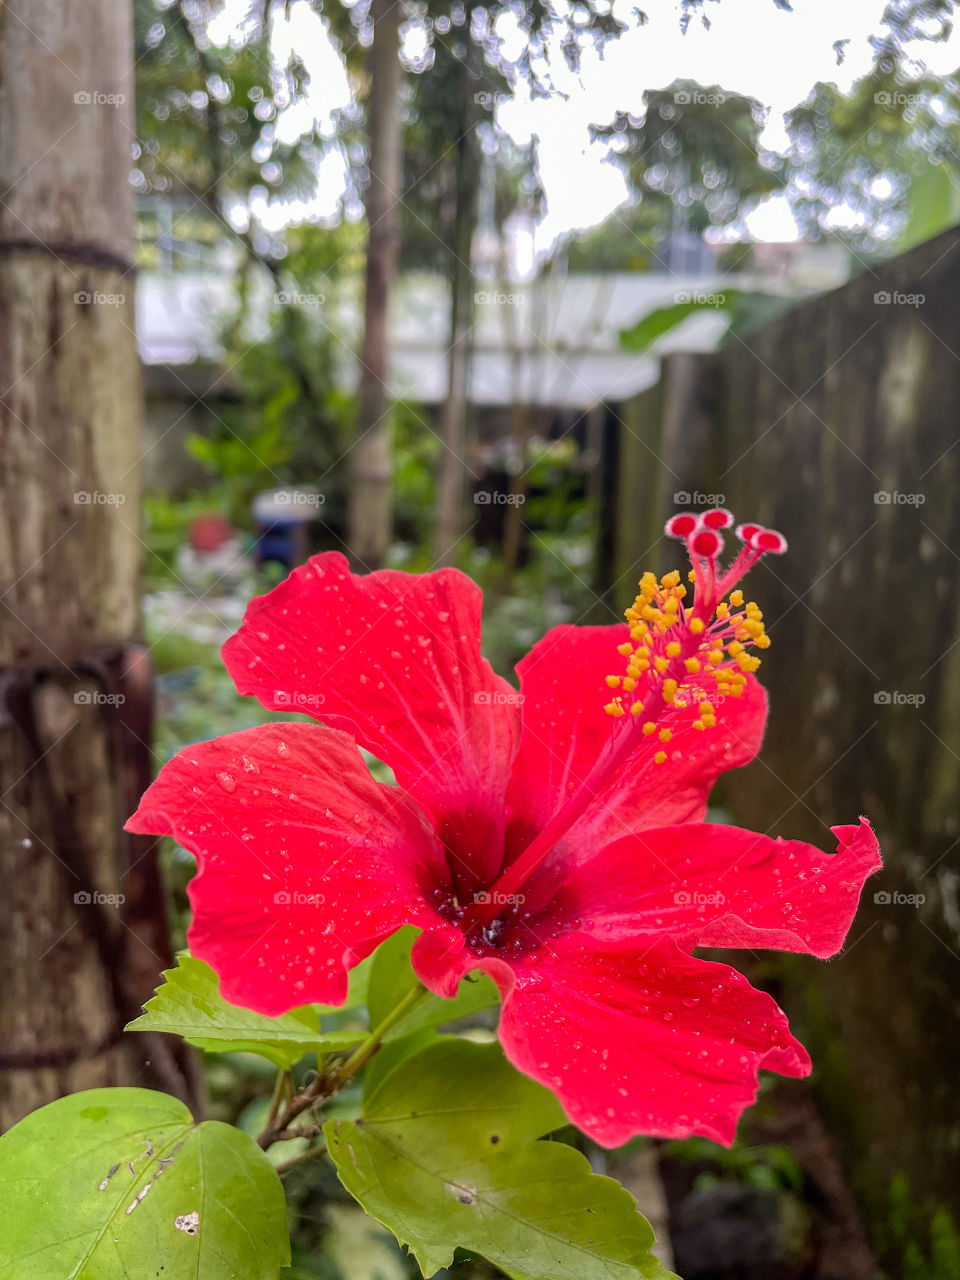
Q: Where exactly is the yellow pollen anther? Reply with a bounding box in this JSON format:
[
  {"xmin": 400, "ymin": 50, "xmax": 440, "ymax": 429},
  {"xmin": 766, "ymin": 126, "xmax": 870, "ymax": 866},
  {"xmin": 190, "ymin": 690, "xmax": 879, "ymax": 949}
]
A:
[
  {"xmin": 654, "ymin": 751, "xmax": 667, "ymax": 764},
  {"xmin": 610, "ymin": 555, "xmax": 775, "ymax": 735}
]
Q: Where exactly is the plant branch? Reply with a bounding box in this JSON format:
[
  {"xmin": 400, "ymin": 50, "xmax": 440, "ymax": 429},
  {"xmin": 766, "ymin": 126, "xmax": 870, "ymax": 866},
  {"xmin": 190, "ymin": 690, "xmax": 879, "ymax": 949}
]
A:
[
  {"xmin": 256, "ymin": 982, "xmax": 432, "ymax": 1150},
  {"xmin": 276, "ymin": 1142, "xmax": 328, "ymax": 1175}
]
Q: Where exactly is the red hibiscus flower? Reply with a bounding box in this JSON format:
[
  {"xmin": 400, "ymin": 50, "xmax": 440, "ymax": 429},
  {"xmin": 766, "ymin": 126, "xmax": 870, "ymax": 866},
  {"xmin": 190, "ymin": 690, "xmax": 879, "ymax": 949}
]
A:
[{"xmin": 128, "ymin": 509, "xmax": 880, "ymax": 1147}]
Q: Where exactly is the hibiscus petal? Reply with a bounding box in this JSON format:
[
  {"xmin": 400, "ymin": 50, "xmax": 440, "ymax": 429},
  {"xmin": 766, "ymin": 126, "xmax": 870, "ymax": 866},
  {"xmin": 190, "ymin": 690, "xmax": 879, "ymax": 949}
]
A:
[
  {"xmin": 222, "ymin": 553, "xmax": 519, "ymax": 889},
  {"xmin": 126, "ymin": 723, "xmax": 448, "ymax": 1015},
  {"xmin": 497, "ymin": 935, "xmax": 809, "ymax": 1147},
  {"xmin": 504, "ymin": 624, "xmax": 767, "ymax": 868},
  {"xmin": 547, "ymin": 818, "xmax": 881, "ymax": 959}
]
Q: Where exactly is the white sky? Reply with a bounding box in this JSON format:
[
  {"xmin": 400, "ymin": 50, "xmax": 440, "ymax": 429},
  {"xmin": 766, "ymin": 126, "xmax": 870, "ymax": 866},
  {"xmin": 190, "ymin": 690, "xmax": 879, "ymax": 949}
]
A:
[{"xmin": 207, "ymin": 0, "xmax": 960, "ymax": 248}]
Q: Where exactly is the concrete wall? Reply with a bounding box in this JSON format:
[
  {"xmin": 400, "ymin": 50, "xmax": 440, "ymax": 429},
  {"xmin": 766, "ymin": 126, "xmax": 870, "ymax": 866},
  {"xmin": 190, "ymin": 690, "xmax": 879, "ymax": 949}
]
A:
[
  {"xmin": 611, "ymin": 227, "xmax": 960, "ymax": 1219},
  {"xmin": 141, "ymin": 363, "xmax": 239, "ymax": 496}
]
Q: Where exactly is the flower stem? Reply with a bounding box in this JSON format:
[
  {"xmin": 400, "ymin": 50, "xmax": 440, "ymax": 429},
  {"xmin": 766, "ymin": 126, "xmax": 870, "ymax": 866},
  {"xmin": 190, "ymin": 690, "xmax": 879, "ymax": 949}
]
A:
[
  {"xmin": 328, "ymin": 981, "xmax": 431, "ymax": 1088},
  {"xmin": 256, "ymin": 980, "xmax": 432, "ymax": 1150},
  {"xmin": 264, "ymin": 1068, "xmax": 292, "ymax": 1135}
]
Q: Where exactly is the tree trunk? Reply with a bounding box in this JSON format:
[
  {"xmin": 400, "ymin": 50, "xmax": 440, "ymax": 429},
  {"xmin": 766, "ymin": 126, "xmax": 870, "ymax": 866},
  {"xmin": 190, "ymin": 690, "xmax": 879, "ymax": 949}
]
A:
[
  {"xmin": 433, "ymin": 7, "xmax": 482, "ymax": 565},
  {"xmin": 0, "ymin": 0, "xmax": 191, "ymax": 1126},
  {"xmin": 348, "ymin": 0, "xmax": 403, "ymax": 569}
]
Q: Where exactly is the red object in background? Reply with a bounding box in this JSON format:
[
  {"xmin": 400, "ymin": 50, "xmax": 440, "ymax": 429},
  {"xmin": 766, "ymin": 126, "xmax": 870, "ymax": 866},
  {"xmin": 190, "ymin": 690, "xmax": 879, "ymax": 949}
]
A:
[{"xmin": 189, "ymin": 514, "xmax": 234, "ymax": 553}]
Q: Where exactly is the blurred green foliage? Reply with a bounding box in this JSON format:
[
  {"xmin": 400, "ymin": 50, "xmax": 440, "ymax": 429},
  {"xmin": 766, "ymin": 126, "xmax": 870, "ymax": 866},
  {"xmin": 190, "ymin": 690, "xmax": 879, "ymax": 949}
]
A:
[
  {"xmin": 875, "ymin": 1175, "xmax": 960, "ymax": 1280},
  {"xmin": 663, "ymin": 1133, "xmax": 803, "ymax": 1194}
]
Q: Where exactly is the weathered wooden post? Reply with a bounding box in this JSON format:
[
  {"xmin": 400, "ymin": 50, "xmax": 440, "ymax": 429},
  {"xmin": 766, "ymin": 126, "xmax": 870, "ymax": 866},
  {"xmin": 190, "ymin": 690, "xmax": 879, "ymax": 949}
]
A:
[{"xmin": 0, "ymin": 0, "xmax": 190, "ymax": 1124}]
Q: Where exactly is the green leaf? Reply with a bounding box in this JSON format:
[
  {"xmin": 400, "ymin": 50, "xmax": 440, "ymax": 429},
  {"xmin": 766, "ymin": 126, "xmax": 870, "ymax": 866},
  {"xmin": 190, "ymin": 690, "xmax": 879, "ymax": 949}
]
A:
[
  {"xmin": 0, "ymin": 1087, "xmax": 290, "ymax": 1279},
  {"xmin": 362, "ymin": 1026, "xmax": 441, "ymax": 1100},
  {"xmin": 127, "ymin": 955, "xmax": 365, "ymax": 1067},
  {"xmin": 367, "ymin": 927, "xmax": 499, "ymax": 1041},
  {"xmin": 325, "ymin": 1040, "xmax": 676, "ymax": 1280},
  {"xmin": 902, "ymin": 163, "xmax": 960, "ymax": 250},
  {"xmin": 619, "ymin": 291, "xmax": 744, "ymax": 355}
]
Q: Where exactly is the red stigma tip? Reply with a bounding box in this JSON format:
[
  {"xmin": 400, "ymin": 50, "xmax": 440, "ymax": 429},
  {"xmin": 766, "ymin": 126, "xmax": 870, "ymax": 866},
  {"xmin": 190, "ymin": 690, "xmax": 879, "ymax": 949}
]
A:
[
  {"xmin": 702, "ymin": 508, "xmax": 734, "ymax": 530},
  {"xmin": 666, "ymin": 513, "xmax": 698, "ymax": 538},
  {"xmin": 753, "ymin": 528, "xmax": 788, "ymax": 554},
  {"xmin": 691, "ymin": 528, "xmax": 722, "ymax": 558},
  {"xmin": 736, "ymin": 523, "xmax": 760, "ymax": 542}
]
